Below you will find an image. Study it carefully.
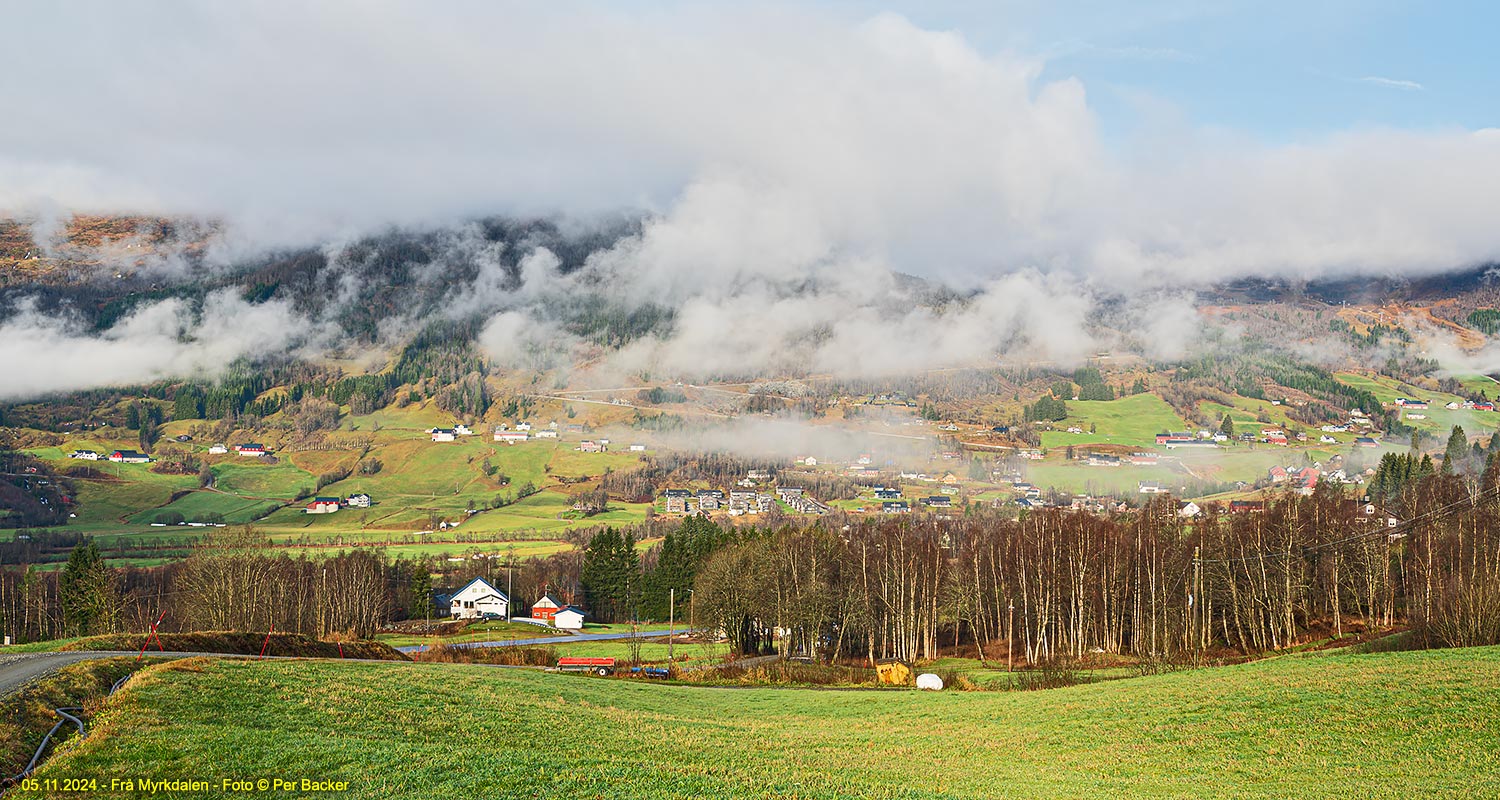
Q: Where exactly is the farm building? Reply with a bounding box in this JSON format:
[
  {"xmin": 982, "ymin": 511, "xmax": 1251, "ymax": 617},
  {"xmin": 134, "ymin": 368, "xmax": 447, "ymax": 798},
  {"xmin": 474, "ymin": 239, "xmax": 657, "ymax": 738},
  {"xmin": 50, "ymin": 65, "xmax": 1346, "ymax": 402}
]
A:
[
  {"xmin": 1355, "ymin": 437, "xmax": 1379, "ymax": 448},
  {"xmin": 535, "ymin": 430, "xmax": 559, "ymax": 439},
  {"xmin": 577, "ymin": 440, "xmax": 604, "ymax": 453},
  {"xmin": 107, "ymin": 450, "xmax": 151, "ymax": 463},
  {"xmin": 1138, "ymin": 481, "xmax": 1167, "ymax": 494},
  {"xmin": 448, "ymin": 577, "xmax": 509, "ymax": 620},
  {"xmin": 553, "ymin": 606, "xmax": 587, "ymax": 630},
  {"xmin": 629, "ymin": 443, "xmax": 646, "ymax": 451},
  {"xmin": 531, "ymin": 593, "xmax": 564, "ymax": 623},
  {"xmin": 494, "ymin": 431, "xmax": 529, "ymax": 444},
  {"xmin": 305, "ymin": 497, "xmax": 341, "ymax": 514},
  {"xmin": 431, "ymin": 429, "xmax": 457, "ymax": 442},
  {"xmin": 234, "ymin": 443, "xmax": 267, "ymax": 456}
]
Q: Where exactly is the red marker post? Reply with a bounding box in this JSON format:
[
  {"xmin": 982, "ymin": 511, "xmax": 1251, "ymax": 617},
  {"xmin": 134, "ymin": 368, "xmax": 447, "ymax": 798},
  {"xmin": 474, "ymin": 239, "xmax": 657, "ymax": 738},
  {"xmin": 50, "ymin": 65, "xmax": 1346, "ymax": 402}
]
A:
[
  {"xmin": 258, "ymin": 623, "xmax": 275, "ymax": 660},
  {"xmin": 136, "ymin": 611, "xmax": 167, "ymax": 662}
]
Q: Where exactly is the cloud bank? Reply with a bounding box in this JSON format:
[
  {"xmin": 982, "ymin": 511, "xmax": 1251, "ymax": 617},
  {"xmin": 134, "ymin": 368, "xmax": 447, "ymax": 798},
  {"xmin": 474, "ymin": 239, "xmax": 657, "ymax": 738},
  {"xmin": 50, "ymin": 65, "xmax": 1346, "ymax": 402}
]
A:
[{"xmin": 2, "ymin": 4, "xmax": 1499, "ymax": 396}]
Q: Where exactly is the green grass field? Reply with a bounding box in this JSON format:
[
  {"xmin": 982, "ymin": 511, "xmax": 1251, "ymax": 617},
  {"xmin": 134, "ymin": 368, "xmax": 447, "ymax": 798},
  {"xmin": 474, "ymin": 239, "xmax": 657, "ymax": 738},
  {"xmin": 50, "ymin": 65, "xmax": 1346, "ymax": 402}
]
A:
[
  {"xmin": 1038, "ymin": 393, "xmax": 1190, "ymax": 450},
  {"xmin": 23, "ymin": 645, "xmax": 1500, "ymax": 799}
]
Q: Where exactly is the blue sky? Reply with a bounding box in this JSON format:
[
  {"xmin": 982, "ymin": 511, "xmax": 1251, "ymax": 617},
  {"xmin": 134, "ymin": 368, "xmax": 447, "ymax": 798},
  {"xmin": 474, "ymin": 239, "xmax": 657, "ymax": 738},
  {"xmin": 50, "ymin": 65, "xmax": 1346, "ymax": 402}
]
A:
[{"xmin": 832, "ymin": 0, "xmax": 1495, "ymax": 142}]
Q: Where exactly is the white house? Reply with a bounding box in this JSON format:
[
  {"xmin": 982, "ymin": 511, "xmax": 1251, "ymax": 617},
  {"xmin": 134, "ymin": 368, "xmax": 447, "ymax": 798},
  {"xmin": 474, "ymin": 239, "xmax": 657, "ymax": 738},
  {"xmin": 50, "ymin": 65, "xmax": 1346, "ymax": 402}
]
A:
[
  {"xmin": 553, "ymin": 606, "xmax": 587, "ymax": 630},
  {"xmin": 494, "ymin": 431, "xmax": 529, "ymax": 444},
  {"xmin": 68, "ymin": 450, "xmax": 99, "ymax": 460},
  {"xmin": 448, "ymin": 576, "xmax": 510, "ymax": 620},
  {"xmin": 1178, "ymin": 501, "xmax": 1202, "ymax": 518},
  {"xmin": 346, "ymin": 493, "xmax": 372, "ymax": 508},
  {"xmin": 208, "ymin": 444, "xmax": 229, "ymax": 455},
  {"xmin": 516, "ymin": 422, "xmax": 533, "ymax": 431},
  {"xmin": 454, "ymin": 423, "xmax": 474, "ymax": 436},
  {"xmin": 1138, "ymin": 481, "xmax": 1167, "ymax": 494},
  {"xmin": 535, "ymin": 430, "xmax": 559, "ymax": 439},
  {"xmin": 431, "ymin": 429, "xmax": 457, "ymax": 442}
]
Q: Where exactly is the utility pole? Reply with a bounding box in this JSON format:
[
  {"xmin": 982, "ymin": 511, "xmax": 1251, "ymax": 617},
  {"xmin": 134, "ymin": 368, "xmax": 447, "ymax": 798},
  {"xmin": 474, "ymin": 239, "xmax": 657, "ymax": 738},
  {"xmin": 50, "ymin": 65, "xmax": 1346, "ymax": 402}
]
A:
[
  {"xmin": 1007, "ymin": 600, "xmax": 1015, "ymax": 674},
  {"xmin": 507, "ymin": 563, "xmax": 513, "ymax": 621},
  {"xmin": 668, "ymin": 588, "xmax": 675, "ymax": 663},
  {"xmin": 1193, "ymin": 546, "xmax": 1202, "ymax": 656}
]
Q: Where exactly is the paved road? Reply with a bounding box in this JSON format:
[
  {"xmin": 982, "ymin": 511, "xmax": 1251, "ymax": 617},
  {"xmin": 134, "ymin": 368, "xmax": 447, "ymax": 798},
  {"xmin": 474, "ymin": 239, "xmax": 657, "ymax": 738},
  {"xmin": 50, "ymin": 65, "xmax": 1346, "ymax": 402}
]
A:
[{"xmin": 395, "ymin": 629, "xmax": 680, "ymax": 654}]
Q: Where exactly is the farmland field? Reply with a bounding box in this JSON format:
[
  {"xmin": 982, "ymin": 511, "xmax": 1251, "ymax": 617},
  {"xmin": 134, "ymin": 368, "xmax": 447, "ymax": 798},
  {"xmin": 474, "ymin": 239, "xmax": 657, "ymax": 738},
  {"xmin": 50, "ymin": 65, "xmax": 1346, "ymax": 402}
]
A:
[
  {"xmin": 22, "ymin": 645, "xmax": 1500, "ymax": 799},
  {"xmin": 1038, "ymin": 393, "xmax": 1190, "ymax": 449}
]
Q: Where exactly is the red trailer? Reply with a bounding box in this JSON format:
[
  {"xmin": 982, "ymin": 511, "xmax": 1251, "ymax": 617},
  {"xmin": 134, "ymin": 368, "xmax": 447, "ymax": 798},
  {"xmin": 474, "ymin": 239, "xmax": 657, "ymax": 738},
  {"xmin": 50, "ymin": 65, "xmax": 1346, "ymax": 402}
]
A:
[{"xmin": 557, "ymin": 656, "xmax": 615, "ymax": 676}]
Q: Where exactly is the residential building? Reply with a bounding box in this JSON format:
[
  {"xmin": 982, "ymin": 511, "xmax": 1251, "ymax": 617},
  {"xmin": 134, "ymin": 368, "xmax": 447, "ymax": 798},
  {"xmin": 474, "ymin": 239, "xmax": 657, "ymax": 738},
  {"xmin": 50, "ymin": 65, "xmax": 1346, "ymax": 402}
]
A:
[
  {"xmin": 346, "ymin": 493, "xmax": 372, "ymax": 508},
  {"xmin": 448, "ymin": 577, "xmax": 509, "ymax": 620},
  {"xmin": 68, "ymin": 450, "xmax": 99, "ymax": 460},
  {"xmin": 531, "ymin": 593, "xmax": 564, "ymax": 623}
]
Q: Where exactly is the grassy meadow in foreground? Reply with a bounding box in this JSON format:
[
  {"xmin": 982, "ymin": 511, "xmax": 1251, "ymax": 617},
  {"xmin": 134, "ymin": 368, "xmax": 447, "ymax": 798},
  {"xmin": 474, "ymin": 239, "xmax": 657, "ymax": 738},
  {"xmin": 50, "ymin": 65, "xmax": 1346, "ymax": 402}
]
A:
[{"xmin": 20, "ymin": 646, "xmax": 1500, "ymax": 799}]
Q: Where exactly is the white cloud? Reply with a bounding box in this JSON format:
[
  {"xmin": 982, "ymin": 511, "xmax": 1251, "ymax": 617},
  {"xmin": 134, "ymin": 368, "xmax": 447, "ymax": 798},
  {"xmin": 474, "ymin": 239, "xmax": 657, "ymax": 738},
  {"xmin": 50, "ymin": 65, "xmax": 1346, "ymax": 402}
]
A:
[
  {"xmin": 1360, "ymin": 76, "xmax": 1425, "ymax": 91},
  {"xmin": 0, "ymin": 291, "xmax": 322, "ymax": 400},
  {"xmin": 1, "ymin": 4, "xmax": 1492, "ymax": 288}
]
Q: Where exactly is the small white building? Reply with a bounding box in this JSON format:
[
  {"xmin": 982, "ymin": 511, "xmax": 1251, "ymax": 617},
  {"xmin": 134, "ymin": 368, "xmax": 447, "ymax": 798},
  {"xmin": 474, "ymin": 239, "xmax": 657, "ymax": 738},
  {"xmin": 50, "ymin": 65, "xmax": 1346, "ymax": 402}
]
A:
[
  {"xmin": 516, "ymin": 422, "xmax": 533, "ymax": 431},
  {"xmin": 535, "ymin": 430, "xmax": 559, "ymax": 439},
  {"xmin": 495, "ymin": 431, "xmax": 529, "ymax": 444},
  {"xmin": 629, "ymin": 443, "xmax": 646, "ymax": 451},
  {"xmin": 454, "ymin": 423, "xmax": 474, "ymax": 436},
  {"xmin": 431, "ymin": 429, "xmax": 457, "ymax": 442},
  {"xmin": 68, "ymin": 450, "xmax": 100, "ymax": 460},
  {"xmin": 553, "ymin": 606, "xmax": 587, "ymax": 630},
  {"xmin": 208, "ymin": 444, "xmax": 229, "ymax": 455},
  {"xmin": 346, "ymin": 493, "xmax": 372, "ymax": 508},
  {"xmin": 447, "ymin": 576, "xmax": 510, "ymax": 620}
]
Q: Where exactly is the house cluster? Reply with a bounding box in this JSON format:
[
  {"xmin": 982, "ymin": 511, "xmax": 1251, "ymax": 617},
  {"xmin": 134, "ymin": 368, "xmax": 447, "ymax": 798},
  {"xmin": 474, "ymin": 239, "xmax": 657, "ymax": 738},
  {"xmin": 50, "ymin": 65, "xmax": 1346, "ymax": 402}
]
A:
[
  {"xmin": 430, "ymin": 424, "xmax": 474, "ymax": 442},
  {"xmin": 492, "ymin": 421, "xmax": 562, "ymax": 443},
  {"xmin": 304, "ymin": 493, "xmax": 373, "ymax": 514},
  {"xmin": 662, "ymin": 486, "xmax": 784, "ymax": 516},
  {"xmin": 1445, "ymin": 399, "xmax": 1496, "ymax": 412},
  {"xmin": 776, "ymin": 487, "xmax": 830, "ymax": 515},
  {"xmin": 432, "ymin": 579, "xmax": 592, "ymax": 629},
  {"xmin": 1267, "ymin": 465, "xmax": 1321, "ymax": 491}
]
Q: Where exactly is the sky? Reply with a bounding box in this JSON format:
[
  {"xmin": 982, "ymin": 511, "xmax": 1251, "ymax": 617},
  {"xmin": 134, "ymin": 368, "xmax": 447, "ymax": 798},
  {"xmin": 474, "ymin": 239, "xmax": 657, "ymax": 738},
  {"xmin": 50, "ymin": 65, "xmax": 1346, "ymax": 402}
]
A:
[
  {"xmin": 2, "ymin": 2, "xmax": 1499, "ymax": 398},
  {"xmin": 2, "ymin": 1, "xmax": 1496, "ymax": 285},
  {"xmin": 841, "ymin": 0, "xmax": 1498, "ymax": 142}
]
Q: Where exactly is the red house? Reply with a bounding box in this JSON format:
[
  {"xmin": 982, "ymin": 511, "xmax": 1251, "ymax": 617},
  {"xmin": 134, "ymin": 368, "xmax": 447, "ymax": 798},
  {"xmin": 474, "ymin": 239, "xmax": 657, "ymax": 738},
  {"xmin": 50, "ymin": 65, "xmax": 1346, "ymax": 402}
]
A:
[{"xmin": 531, "ymin": 593, "xmax": 564, "ymax": 622}]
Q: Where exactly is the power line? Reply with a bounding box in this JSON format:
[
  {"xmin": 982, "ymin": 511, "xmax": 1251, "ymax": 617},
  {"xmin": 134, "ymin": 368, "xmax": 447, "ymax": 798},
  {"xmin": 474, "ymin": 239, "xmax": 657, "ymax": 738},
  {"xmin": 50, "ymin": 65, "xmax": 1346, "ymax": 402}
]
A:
[{"xmin": 1194, "ymin": 483, "xmax": 1500, "ymax": 566}]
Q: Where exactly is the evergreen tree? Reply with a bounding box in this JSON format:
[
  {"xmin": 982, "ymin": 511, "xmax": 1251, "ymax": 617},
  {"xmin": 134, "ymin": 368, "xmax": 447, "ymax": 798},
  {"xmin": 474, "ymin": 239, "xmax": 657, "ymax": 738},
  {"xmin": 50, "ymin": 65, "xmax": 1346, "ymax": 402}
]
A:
[
  {"xmin": 59, "ymin": 540, "xmax": 117, "ymax": 636},
  {"xmin": 1220, "ymin": 414, "xmax": 1235, "ymax": 436},
  {"xmin": 1443, "ymin": 425, "xmax": 1470, "ymax": 474},
  {"xmin": 410, "ymin": 566, "xmax": 434, "ymax": 619}
]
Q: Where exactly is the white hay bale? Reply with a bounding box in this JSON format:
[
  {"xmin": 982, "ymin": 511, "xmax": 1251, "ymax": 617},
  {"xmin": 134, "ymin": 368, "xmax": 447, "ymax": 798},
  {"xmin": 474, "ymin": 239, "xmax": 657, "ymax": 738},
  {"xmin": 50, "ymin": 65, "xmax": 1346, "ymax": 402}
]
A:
[{"xmin": 916, "ymin": 673, "xmax": 944, "ymax": 691}]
